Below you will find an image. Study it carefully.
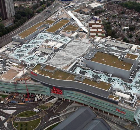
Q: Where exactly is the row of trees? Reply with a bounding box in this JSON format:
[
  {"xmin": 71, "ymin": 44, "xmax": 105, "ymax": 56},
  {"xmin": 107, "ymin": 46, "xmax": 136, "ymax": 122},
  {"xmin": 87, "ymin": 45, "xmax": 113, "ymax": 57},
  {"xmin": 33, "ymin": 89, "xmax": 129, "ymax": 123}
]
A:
[
  {"xmin": 0, "ymin": 7, "xmax": 34, "ymax": 37},
  {"xmin": 103, "ymin": 21, "xmax": 118, "ymax": 39},
  {"xmin": 120, "ymin": 1, "xmax": 140, "ymax": 13},
  {"xmin": 94, "ymin": 9, "xmax": 105, "ymax": 16},
  {"xmin": 0, "ymin": 0, "xmax": 55, "ymax": 37},
  {"xmin": 32, "ymin": 0, "xmax": 55, "ymax": 11}
]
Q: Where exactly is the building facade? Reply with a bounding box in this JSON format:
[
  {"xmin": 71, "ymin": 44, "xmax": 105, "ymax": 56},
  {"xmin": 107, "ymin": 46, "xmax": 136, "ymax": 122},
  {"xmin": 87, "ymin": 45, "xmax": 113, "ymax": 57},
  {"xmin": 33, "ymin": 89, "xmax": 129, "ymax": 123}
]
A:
[
  {"xmin": 0, "ymin": 0, "xmax": 15, "ymax": 20},
  {"xmin": 0, "ymin": 76, "xmax": 139, "ymax": 124},
  {"xmin": 29, "ymin": 64, "xmax": 140, "ymax": 124}
]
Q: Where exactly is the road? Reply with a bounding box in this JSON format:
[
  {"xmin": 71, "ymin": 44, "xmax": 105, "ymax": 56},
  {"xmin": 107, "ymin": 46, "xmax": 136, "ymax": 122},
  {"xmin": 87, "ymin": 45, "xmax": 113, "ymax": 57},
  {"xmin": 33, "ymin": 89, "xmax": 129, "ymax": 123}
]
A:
[
  {"xmin": 0, "ymin": 97, "xmax": 73, "ymax": 130},
  {"xmin": 0, "ymin": 102, "xmax": 38, "ymax": 130},
  {"xmin": 0, "ymin": 1, "xmax": 62, "ymax": 48},
  {"xmin": 36, "ymin": 99, "xmax": 73, "ymax": 130},
  {"xmin": 94, "ymin": 109, "xmax": 140, "ymax": 130}
]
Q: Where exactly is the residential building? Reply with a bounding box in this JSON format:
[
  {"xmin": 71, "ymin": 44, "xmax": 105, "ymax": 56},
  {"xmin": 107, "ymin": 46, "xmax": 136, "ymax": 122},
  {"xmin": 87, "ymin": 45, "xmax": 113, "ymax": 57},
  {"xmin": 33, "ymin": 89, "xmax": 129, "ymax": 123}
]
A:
[{"xmin": 0, "ymin": 0, "xmax": 15, "ymax": 20}]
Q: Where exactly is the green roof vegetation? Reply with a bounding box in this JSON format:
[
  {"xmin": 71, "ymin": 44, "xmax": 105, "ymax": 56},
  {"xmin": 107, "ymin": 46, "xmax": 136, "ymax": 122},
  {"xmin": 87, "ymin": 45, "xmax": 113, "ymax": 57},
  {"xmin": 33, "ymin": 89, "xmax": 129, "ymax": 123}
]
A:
[
  {"xmin": 19, "ymin": 22, "xmax": 44, "ymax": 38},
  {"xmin": 83, "ymin": 78, "xmax": 111, "ymax": 90},
  {"xmin": 91, "ymin": 52, "xmax": 132, "ymax": 70},
  {"xmin": 47, "ymin": 19, "xmax": 69, "ymax": 32},
  {"xmin": 45, "ymin": 20, "xmax": 54, "ymax": 24},
  {"xmin": 45, "ymin": 65, "xmax": 56, "ymax": 71},
  {"xmin": 53, "ymin": 70, "xmax": 74, "ymax": 80},
  {"xmin": 108, "ymin": 95, "xmax": 119, "ymax": 101},
  {"xmin": 126, "ymin": 53, "xmax": 138, "ymax": 60},
  {"xmin": 32, "ymin": 64, "xmax": 111, "ymax": 90},
  {"xmin": 63, "ymin": 25, "xmax": 78, "ymax": 32},
  {"xmin": 32, "ymin": 64, "xmax": 75, "ymax": 80}
]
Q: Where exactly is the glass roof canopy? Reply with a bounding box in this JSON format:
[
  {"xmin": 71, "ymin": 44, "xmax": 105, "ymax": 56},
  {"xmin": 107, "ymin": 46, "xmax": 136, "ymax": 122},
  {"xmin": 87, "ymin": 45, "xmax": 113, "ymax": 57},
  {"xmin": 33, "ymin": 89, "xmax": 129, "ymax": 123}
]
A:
[{"xmin": 10, "ymin": 32, "xmax": 71, "ymax": 66}]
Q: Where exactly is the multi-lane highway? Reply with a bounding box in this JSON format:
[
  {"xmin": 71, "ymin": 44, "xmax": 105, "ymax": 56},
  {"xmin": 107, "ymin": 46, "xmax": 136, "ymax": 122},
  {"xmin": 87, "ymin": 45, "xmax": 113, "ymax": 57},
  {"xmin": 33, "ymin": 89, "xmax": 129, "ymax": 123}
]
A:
[{"xmin": 0, "ymin": 1, "xmax": 62, "ymax": 48}]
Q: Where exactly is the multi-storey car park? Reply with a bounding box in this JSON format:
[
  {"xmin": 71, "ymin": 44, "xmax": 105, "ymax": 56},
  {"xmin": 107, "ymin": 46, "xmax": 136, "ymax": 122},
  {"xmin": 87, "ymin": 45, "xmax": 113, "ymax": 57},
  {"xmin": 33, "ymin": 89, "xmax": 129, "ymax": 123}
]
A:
[{"xmin": 1, "ymin": 1, "xmax": 140, "ymax": 127}]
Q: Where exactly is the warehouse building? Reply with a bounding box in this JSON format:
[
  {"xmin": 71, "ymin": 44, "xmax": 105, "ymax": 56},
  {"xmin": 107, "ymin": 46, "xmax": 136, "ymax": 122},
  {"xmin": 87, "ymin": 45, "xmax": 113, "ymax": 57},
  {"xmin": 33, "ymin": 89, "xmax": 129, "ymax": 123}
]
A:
[{"xmin": 83, "ymin": 40, "xmax": 139, "ymax": 80}]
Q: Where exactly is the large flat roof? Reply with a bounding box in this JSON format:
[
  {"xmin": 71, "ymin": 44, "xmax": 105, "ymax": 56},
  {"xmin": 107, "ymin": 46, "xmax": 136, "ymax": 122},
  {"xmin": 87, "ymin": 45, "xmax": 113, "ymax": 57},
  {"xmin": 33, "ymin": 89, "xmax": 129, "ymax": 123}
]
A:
[
  {"xmin": 91, "ymin": 52, "xmax": 132, "ymax": 70},
  {"xmin": 63, "ymin": 25, "xmax": 78, "ymax": 32},
  {"xmin": 19, "ymin": 22, "xmax": 44, "ymax": 38},
  {"xmin": 108, "ymin": 94, "xmax": 119, "ymax": 101},
  {"xmin": 126, "ymin": 53, "xmax": 138, "ymax": 60},
  {"xmin": 19, "ymin": 20, "xmax": 55, "ymax": 39},
  {"xmin": 33, "ymin": 64, "xmax": 75, "ymax": 80},
  {"xmin": 47, "ymin": 19, "xmax": 69, "ymax": 33},
  {"xmin": 45, "ymin": 65, "xmax": 56, "ymax": 71},
  {"xmin": 47, "ymin": 39, "xmax": 90, "ymax": 68},
  {"xmin": 83, "ymin": 78, "xmax": 111, "ymax": 90},
  {"xmin": 32, "ymin": 64, "xmax": 111, "ymax": 90},
  {"xmin": 44, "ymin": 20, "xmax": 54, "ymax": 24}
]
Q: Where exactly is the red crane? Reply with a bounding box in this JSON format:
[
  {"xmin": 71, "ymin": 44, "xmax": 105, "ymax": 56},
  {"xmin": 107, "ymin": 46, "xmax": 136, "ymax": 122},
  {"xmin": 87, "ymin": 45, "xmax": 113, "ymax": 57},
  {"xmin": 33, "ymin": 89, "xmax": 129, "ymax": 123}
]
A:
[
  {"xmin": 25, "ymin": 79, "xmax": 29, "ymax": 99},
  {"xmin": 15, "ymin": 77, "xmax": 30, "ymax": 99}
]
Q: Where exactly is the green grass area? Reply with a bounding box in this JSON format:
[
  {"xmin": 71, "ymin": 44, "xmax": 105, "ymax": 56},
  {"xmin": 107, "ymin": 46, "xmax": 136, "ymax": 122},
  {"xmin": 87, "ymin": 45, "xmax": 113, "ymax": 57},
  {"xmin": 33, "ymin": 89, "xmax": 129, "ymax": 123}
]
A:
[
  {"xmin": 0, "ymin": 94, "xmax": 8, "ymax": 98},
  {"xmin": 38, "ymin": 103, "xmax": 53, "ymax": 110},
  {"xmin": 38, "ymin": 105, "xmax": 48, "ymax": 110},
  {"xmin": 17, "ymin": 111, "xmax": 36, "ymax": 117},
  {"xmin": 46, "ymin": 123, "xmax": 59, "ymax": 130},
  {"xmin": 13, "ymin": 118, "xmax": 41, "ymax": 130}
]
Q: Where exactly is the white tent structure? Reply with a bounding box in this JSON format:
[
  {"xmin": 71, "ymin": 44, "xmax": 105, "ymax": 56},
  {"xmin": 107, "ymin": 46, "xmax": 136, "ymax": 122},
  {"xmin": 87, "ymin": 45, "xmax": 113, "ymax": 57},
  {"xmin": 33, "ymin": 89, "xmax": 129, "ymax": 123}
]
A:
[{"xmin": 67, "ymin": 11, "xmax": 88, "ymax": 33}]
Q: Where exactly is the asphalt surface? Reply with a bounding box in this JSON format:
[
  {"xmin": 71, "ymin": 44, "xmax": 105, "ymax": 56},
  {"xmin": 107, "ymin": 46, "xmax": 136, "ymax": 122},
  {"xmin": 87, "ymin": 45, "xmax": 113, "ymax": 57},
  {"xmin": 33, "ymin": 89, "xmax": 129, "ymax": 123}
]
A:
[
  {"xmin": 94, "ymin": 109, "xmax": 140, "ymax": 130},
  {"xmin": 36, "ymin": 99, "xmax": 73, "ymax": 130},
  {"xmin": 0, "ymin": 103, "xmax": 38, "ymax": 130},
  {"xmin": 0, "ymin": 97, "xmax": 73, "ymax": 130}
]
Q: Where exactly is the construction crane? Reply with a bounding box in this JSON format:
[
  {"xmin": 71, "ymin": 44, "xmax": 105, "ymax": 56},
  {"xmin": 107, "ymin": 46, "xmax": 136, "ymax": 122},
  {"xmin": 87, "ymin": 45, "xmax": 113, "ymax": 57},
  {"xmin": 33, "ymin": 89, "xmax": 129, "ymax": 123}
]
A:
[
  {"xmin": 14, "ymin": 77, "xmax": 31, "ymax": 101},
  {"xmin": 25, "ymin": 79, "xmax": 29, "ymax": 99}
]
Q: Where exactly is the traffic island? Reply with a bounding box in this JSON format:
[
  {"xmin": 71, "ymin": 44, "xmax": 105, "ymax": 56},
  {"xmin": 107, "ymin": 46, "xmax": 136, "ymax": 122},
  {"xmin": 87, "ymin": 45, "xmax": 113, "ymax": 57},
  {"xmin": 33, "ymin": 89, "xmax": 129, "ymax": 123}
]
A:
[
  {"xmin": 13, "ymin": 118, "xmax": 41, "ymax": 130},
  {"xmin": 17, "ymin": 110, "xmax": 37, "ymax": 117}
]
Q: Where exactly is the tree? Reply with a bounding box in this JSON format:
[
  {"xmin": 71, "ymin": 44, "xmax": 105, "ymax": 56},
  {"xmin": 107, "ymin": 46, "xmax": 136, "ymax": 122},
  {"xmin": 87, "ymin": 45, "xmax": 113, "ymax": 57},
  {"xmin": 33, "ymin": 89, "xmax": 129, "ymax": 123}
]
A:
[
  {"xmin": 0, "ymin": 23, "xmax": 5, "ymax": 31},
  {"xmin": 120, "ymin": 2, "xmax": 140, "ymax": 13},
  {"xmin": 129, "ymin": 26, "xmax": 135, "ymax": 31},
  {"xmin": 32, "ymin": 4, "xmax": 39, "ymax": 10},
  {"xmin": 15, "ymin": 14, "xmax": 21, "ymax": 20},
  {"xmin": 0, "ymin": 32, "xmax": 3, "ymax": 37},
  {"xmin": 123, "ymin": 37, "xmax": 129, "ymax": 43},
  {"xmin": 128, "ymin": 34, "xmax": 133, "ymax": 38}
]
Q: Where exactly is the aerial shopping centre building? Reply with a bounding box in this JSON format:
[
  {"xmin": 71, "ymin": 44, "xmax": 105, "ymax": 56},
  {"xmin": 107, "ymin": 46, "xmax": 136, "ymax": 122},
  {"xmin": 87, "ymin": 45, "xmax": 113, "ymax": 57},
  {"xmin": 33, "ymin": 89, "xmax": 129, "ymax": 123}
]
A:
[{"xmin": 0, "ymin": 3, "xmax": 140, "ymax": 126}]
